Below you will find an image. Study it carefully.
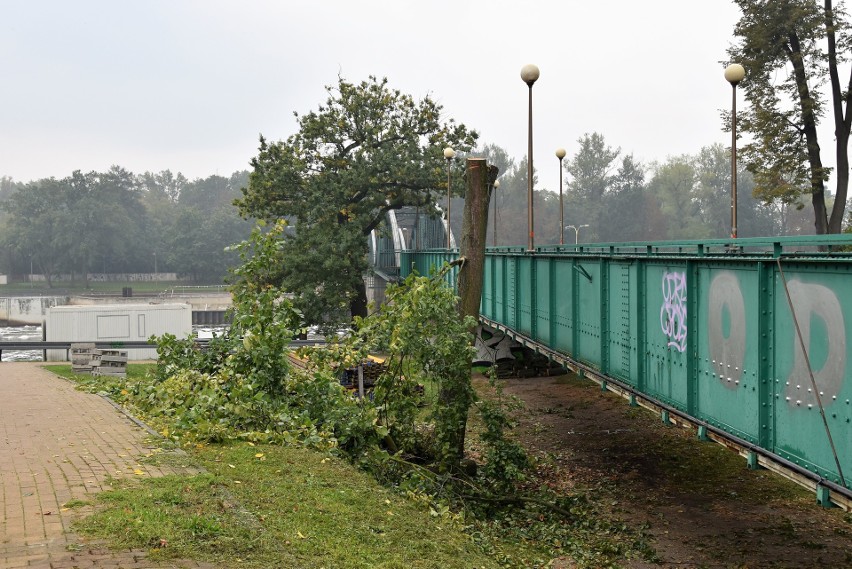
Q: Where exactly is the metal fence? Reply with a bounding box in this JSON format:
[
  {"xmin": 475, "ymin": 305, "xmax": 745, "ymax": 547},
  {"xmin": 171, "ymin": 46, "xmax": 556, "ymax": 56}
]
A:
[{"xmin": 402, "ymin": 234, "xmax": 852, "ymax": 504}]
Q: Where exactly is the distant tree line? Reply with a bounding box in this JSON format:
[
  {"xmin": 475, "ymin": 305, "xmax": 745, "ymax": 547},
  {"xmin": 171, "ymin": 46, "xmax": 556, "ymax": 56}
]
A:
[
  {"xmin": 460, "ymin": 135, "xmax": 825, "ymax": 247},
  {"xmin": 0, "ymin": 168, "xmax": 253, "ymax": 286}
]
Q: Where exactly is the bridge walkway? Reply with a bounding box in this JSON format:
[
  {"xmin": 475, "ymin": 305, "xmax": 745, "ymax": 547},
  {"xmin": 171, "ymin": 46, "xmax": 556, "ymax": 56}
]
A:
[{"xmin": 0, "ymin": 363, "xmax": 211, "ymax": 569}]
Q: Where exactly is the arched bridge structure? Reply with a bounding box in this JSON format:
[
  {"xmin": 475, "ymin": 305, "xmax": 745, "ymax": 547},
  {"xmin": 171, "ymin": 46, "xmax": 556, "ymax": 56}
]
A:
[
  {"xmin": 365, "ymin": 207, "xmax": 452, "ymax": 305},
  {"xmin": 400, "ymin": 235, "xmax": 852, "ymax": 509}
]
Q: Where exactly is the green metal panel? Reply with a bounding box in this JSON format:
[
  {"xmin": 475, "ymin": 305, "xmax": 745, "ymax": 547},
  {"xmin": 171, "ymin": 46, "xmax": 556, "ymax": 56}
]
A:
[
  {"xmin": 636, "ymin": 261, "xmax": 647, "ymax": 392},
  {"xmin": 644, "ymin": 263, "xmax": 689, "ymax": 411},
  {"xmin": 686, "ymin": 261, "xmax": 699, "ymax": 417},
  {"xmin": 517, "ymin": 257, "xmax": 533, "ymax": 338},
  {"xmin": 576, "ymin": 259, "xmax": 602, "ymax": 368},
  {"xmin": 498, "ymin": 255, "xmax": 508, "ymax": 325},
  {"xmin": 771, "ymin": 264, "xmax": 852, "ymax": 485},
  {"xmin": 482, "ymin": 255, "xmax": 495, "ymax": 321},
  {"xmin": 694, "ymin": 266, "xmax": 762, "ymax": 443},
  {"xmin": 606, "ymin": 261, "xmax": 635, "ymax": 382},
  {"xmin": 535, "ymin": 257, "xmax": 552, "ymax": 345},
  {"xmin": 600, "ymin": 258, "xmax": 610, "ymax": 376},
  {"xmin": 757, "ymin": 261, "xmax": 775, "ymax": 450},
  {"xmin": 506, "ymin": 256, "xmax": 518, "ymax": 330},
  {"xmin": 552, "ymin": 257, "xmax": 574, "ymax": 356}
]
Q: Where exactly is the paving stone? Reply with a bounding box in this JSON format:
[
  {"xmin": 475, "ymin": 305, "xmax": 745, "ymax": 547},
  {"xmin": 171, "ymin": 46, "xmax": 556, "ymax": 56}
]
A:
[{"xmin": 0, "ymin": 363, "xmax": 200, "ymax": 568}]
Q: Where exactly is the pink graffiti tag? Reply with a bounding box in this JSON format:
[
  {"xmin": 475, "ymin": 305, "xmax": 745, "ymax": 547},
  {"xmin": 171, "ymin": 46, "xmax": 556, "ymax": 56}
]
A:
[{"xmin": 660, "ymin": 271, "xmax": 687, "ymax": 352}]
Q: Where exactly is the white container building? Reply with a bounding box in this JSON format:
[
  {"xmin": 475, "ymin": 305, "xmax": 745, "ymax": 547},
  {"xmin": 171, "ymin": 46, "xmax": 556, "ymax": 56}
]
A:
[{"xmin": 45, "ymin": 303, "xmax": 192, "ymax": 361}]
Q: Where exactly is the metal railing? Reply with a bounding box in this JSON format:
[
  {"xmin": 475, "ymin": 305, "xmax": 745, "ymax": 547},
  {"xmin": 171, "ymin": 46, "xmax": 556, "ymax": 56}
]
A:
[{"xmin": 0, "ymin": 338, "xmax": 325, "ymax": 361}]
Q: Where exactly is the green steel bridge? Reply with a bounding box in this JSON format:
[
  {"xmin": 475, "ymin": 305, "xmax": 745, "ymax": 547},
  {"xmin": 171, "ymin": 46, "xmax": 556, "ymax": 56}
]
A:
[{"xmin": 398, "ymin": 235, "xmax": 852, "ymax": 510}]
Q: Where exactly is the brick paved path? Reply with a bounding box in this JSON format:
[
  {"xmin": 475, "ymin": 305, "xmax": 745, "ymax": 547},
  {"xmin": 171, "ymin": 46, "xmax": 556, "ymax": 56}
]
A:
[{"xmin": 0, "ymin": 363, "xmax": 211, "ymax": 569}]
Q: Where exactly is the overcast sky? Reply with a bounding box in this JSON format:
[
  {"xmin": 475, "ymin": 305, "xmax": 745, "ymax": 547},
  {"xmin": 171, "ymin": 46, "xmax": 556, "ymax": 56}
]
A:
[{"xmin": 1, "ymin": 1, "xmax": 745, "ymax": 195}]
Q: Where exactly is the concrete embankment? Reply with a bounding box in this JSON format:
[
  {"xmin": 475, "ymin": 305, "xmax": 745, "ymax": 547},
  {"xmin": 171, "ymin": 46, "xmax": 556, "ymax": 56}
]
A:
[{"xmin": 0, "ymin": 296, "xmax": 69, "ymax": 325}]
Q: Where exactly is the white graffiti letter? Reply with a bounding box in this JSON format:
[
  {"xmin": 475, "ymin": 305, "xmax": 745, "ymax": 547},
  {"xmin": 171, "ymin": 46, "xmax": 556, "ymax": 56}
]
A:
[
  {"xmin": 660, "ymin": 271, "xmax": 687, "ymax": 352},
  {"xmin": 708, "ymin": 271, "xmax": 746, "ymax": 389},
  {"xmin": 785, "ymin": 280, "xmax": 846, "ymax": 407}
]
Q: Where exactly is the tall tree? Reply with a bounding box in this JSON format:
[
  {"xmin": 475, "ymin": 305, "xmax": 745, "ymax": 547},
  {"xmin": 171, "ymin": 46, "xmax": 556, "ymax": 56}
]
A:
[
  {"xmin": 1, "ymin": 178, "xmax": 70, "ymax": 285},
  {"xmin": 564, "ymin": 132, "xmax": 620, "ymax": 242},
  {"xmin": 728, "ymin": 0, "xmax": 851, "ymax": 234},
  {"xmin": 56, "ymin": 168, "xmax": 147, "ymax": 282},
  {"xmin": 236, "ymin": 76, "xmax": 476, "ymax": 327},
  {"xmin": 693, "ymin": 143, "xmax": 779, "ymax": 237},
  {"xmin": 602, "ymin": 154, "xmax": 655, "ymax": 242},
  {"xmin": 139, "ymin": 169, "xmax": 187, "ymax": 203},
  {"xmin": 648, "ymin": 157, "xmax": 709, "ymax": 240}
]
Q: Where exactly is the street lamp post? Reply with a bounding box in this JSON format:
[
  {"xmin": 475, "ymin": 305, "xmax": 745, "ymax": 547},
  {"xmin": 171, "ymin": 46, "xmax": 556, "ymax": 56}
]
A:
[
  {"xmin": 443, "ymin": 146, "xmax": 455, "ymax": 249},
  {"xmin": 565, "ymin": 224, "xmax": 589, "ymax": 245},
  {"xmin": 492, "ymin": 179, "xmax": 500, "ymax": 247},
  {"xmin": 556, "ymin": 148, "xmax": 566, "ymax": 245},
  {"xmin": 521, "ymin": 64, "xmax": 540, "ymax": 252},
  {"xmin": 724, "ymin": 63, "xmax": 745, "ymax": 239}
]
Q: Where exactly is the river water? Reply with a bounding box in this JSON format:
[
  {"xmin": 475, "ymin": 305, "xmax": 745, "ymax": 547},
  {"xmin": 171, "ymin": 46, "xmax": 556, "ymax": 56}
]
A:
[{"xmin": 0, "ymin": 325, "xmax": 43, "ymax": 361}]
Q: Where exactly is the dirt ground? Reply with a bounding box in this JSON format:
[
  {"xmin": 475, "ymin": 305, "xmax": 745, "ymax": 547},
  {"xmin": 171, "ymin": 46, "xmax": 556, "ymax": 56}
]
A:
[{"xmin": 494, "ymin": 372, "xmax": 852, "ymax": 569}]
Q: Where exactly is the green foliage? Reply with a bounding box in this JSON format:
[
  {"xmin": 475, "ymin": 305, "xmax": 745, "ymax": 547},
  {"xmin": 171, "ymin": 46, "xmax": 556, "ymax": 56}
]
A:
[
  {"xmin": 153, "ymin": 332, "xmax": 232, "ymax": 383},
  {"xmin": 51, "ymin": 217, "xmax": 646, "ymax": 565},
  {"xmin": 0, "ymin": 167, "xmax": 252, "ymax": 282},
  {"xmin": 123, "ymin": 223, "xmax": 379, "ymax": 449},
  {"xmin": 475, "ymin": 390, "xmax": 530, "ymax": 491},
  {"xmin": 236, "ymin": 75, "xmax": 477, "ymax": 327},
  {"xmin": 564, "ymin": 133, "xmax": 620, "ymax": 243},
  {"xmin": 54, "ymin": 265, "xmax": 649, "ymax": 566},
  {"xmin": 728, "ymin": 0, "xmax": 851, "ymax": 233},
  {"xmin": 349, "ymin": 271, "xmax": 479, "ymax": 471}
]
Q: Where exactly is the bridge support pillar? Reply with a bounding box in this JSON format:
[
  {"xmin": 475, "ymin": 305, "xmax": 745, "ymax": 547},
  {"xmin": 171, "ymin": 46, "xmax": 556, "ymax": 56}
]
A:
[
  {"xmin": 816, "ymin": 485, "xmax": 835, "ymax": 508},
  {"xmin": 747, "ymin": 451, "xmax": 762, "ymax": 470}
]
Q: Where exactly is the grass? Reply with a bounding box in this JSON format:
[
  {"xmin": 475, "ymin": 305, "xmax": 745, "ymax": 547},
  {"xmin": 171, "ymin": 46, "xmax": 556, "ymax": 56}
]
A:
[
  {"xmin": 43, "ymin": 365, "xmax": 528, "ymax": 567},
  {"xmin": 72, "ymin": 443, "xmax": 507, "ymax": 568},
  {"xmin": 48, "ymin": 363, "xmax": 655, "ymax": 568}
]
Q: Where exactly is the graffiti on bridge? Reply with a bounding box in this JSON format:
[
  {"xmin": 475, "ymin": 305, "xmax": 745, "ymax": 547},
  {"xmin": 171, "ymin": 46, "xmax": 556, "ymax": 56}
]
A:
[
  {"xmin": 708, "ymin": 271, "xmax": 746, "ymax": 390},
  {"xmin": 708, "ymin": 270, "xmax": 846, "ymax": 407},
  {"xmin": 660, "ymin": 271, "xmax": 687, "ymax": 353}
]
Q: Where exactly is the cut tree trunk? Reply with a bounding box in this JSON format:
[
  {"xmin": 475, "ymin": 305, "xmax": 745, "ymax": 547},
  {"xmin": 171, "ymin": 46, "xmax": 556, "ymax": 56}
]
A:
[
  {"xmin": 439, "ymin": 157, "xmax": 498, "ymax": 469},
  {"xmin": 457, "ymin": 158, "xmax": 498, "ymax": 325}
]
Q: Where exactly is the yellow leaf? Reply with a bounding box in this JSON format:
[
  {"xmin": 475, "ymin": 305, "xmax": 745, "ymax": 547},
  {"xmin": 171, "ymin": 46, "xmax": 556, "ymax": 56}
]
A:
[
  {"xmin": 247, "ymin": 442, "xmax": 255, "ymax": 447},
  {"xmin": 228, "ymin": 464, "xmax": 236, "ymax": 469},
  {"xmin": 234, "ymin": 480, "xmax": 242, "ymax": 484},
  {"xmin": 297, "ymin": 531, "xmax": 306, "ymax": 539},
  {"xmin": 386, "ymin": 511, "xmax": 394, "ymax": 516},
  {"xmin": 255, "ymin": 453, "xmax": 264, "ymax": 459},
  {"xmin": 133, "ymin": 469, "xmax": 145, "ymax": 476}
]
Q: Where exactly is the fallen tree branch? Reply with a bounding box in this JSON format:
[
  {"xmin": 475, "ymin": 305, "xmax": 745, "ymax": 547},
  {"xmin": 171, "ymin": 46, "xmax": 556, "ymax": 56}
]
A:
[
  {"xmin": 433, "ymin": 257, "xmax": 466, "ymax": 281},
  {"xmin": 458, "ymin": 493, "xmax": 575, "ymax": 519}
]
